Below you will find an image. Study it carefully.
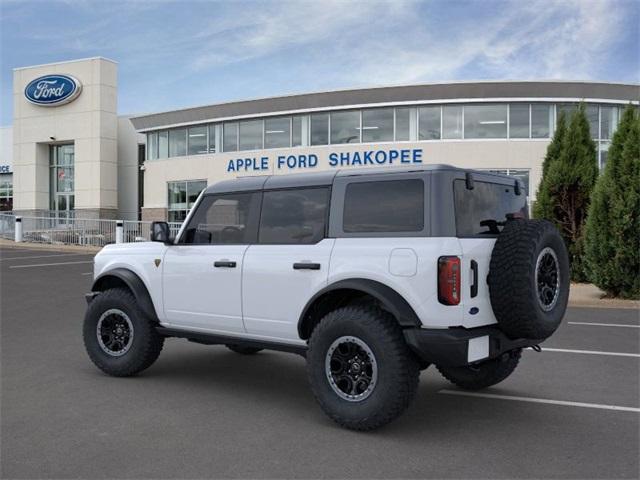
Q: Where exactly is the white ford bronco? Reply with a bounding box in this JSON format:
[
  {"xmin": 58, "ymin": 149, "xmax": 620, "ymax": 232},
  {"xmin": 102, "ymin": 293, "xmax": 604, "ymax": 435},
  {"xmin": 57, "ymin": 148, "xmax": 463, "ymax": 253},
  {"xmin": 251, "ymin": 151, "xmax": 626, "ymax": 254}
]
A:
[{"xmin": 84, "ymin": 165, "xmax": 569, "ymax": 430}]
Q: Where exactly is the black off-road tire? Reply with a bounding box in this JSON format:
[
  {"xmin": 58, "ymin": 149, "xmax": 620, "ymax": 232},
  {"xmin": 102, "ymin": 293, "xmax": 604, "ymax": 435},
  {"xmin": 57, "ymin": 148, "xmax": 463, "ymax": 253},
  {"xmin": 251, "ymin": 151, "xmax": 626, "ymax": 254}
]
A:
[
  {"xmin": 225, "ymin": 344, "xmax": 263, "ymax": 355},
  {"xmin": 437, "ymin": 349, "xmax": 522, "ymax": 390},
  {"xmin": 307, "ymin": 305, "xmax": 420, "ymax": 431},
  {"xmin": 488, "ymin": 219, "xmax": 570, "ymax": 340},
  {"xmin": 83, "ymin": 288, "xmax": 164, "ymax": 377}
]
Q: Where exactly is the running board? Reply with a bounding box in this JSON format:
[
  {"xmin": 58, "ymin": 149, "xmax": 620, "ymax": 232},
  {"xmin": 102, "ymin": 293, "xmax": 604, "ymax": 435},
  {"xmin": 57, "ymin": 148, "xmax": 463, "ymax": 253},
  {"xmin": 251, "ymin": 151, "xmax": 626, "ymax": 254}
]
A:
[{"xmin": 156, "ymin": 327, "xmax": 308, "ymax": 357}]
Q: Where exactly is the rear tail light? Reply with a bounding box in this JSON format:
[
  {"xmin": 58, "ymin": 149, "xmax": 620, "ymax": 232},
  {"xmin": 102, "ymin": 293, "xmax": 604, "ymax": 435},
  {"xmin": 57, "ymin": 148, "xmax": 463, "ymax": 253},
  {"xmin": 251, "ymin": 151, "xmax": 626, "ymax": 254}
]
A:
[{"xmin": 438, "ymin": 256, "xmax": 461, "ymax": 305}]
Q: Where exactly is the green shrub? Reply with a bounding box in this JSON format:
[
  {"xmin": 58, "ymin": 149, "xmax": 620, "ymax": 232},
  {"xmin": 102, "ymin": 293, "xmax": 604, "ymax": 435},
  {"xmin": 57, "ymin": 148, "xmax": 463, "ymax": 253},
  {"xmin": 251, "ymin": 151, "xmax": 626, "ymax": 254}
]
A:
[
  {"xmin": 584, "ymin": 106, "xmax": 640, "ymax": 298},
  {"xmin": 534, "ymin": 104, "xmax": 598, "ymax": 281},
  {"xmin": 533, "ymin": 112, "xmax": 567, "ymax": 220}
]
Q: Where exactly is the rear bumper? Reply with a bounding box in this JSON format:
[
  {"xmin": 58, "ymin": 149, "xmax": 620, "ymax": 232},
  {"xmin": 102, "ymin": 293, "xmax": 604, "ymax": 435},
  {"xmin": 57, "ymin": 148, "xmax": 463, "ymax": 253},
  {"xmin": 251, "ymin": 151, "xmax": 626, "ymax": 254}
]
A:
[{"xmin": 403, "ymin": 325, "xmax": 541, "ymax": 367}]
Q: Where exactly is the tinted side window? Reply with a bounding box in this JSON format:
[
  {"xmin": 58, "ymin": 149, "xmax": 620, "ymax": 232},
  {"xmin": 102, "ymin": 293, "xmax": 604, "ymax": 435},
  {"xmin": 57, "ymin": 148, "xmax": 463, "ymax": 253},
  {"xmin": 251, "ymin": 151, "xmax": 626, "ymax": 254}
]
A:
[
  {"xmin": 259, "ymin": 188, "xmax": 329, "ymax": 244},
  {"xmin": 181, "ymin": 193, "xmax": 260, "ymax": 244},
  {"xmin": 343, "ymin": 179, "xmax": 424, "ymax": 233},
  {"xmin": 454, "ymin": 180, "xmax": 527, "ymax": 236}
]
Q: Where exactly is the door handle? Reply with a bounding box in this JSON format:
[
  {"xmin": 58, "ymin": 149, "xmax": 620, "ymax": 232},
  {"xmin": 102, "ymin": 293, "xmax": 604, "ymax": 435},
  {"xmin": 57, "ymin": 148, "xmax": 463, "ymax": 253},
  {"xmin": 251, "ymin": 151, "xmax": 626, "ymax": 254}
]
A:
[
  {"xmin": 470, "ymin": 260, "xmax": 478, "ymax": 298},
  {"xmin": 293, "ymin": 262, "xmax": 321, "ymax": 270},
  {"xmin": 214, "ymin": 260, "xmax": 236, "ymax": 268}
]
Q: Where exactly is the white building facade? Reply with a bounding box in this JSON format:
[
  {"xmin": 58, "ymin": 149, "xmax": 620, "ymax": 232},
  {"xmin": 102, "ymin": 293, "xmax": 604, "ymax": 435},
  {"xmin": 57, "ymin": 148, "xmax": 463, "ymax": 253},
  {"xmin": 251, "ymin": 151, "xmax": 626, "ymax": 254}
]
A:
[{"xmin": 4, "ymin": 57, "xmax": 638, "ymax": 221}]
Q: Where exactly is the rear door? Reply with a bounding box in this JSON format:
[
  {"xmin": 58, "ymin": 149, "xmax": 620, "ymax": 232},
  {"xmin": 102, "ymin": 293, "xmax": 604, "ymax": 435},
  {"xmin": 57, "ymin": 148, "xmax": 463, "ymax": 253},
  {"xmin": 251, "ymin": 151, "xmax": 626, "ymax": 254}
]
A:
[
  {"xmin": 242, "ymin": 186, "xmax": 333, "ymax": 342},
  {"xmin": 453, "ymin": 177, "xmax": 528, "ymax": 327}
]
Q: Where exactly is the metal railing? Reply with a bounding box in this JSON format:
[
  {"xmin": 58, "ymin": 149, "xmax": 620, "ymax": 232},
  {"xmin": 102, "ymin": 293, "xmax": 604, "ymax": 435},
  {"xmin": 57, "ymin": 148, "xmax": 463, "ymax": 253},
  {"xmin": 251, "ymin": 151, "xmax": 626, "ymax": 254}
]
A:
[
  {"xmin": 0, "ymin": 213, "xmax": 15, "ymax": 240},
  {"xmin": 20, "ymin": 216, "xmax": 118, "ymax": 247},
  {"xmin": 1, "ymin": 213, "xmax": 184, "ymax": 247}
]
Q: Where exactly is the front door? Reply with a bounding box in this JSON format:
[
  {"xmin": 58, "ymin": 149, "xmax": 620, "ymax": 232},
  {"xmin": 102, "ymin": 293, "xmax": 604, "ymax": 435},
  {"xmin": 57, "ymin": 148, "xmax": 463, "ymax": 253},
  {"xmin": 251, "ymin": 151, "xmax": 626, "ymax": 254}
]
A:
[
  {"xmin": 242, "ymin": 187, "xmax": 333, "ymax": 342},
  {"xmin": 162, "ymin": 191, "xmax": 261, "ymax": 334}
]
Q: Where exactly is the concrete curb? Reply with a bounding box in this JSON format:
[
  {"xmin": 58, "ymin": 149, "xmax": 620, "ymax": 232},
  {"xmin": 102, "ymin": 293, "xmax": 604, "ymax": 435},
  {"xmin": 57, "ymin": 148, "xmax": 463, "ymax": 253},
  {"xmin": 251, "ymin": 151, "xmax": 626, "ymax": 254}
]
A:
[{"xmin": 569, "ymin": 283, "xmax": 639, "ymax": 310}]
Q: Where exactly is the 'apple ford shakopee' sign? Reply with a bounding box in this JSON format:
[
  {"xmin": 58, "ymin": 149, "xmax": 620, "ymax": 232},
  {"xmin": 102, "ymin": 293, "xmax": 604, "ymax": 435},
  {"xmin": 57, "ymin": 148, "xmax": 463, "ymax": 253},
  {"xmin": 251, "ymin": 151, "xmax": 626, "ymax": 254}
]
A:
[{"xmin": 24, "ymin": 74, "xmax": 82, "ymax": 106}]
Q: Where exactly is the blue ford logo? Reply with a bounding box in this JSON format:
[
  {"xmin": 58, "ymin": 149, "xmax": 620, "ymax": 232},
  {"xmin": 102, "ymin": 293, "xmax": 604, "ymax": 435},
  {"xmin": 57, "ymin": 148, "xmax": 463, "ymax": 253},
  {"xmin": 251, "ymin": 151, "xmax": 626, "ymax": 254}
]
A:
[{"xmin": 24, "ymin": 74, "xmax": 82, "ymax": 106}]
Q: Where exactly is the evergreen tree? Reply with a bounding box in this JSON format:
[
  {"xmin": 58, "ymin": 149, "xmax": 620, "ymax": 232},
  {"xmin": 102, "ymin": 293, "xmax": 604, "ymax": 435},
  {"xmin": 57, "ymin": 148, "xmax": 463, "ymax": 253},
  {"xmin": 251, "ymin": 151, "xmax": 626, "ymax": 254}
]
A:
[
  {"xmin": 533, "ymin": 111, "xmax": 567, "ymax": 220},
  {"xmin": 584, "ymin": 106, "xmax": 640, "ymax": 298},
  {"xmin": 538, "ymin": 104, "xmax": 598, "ymax": 281}
]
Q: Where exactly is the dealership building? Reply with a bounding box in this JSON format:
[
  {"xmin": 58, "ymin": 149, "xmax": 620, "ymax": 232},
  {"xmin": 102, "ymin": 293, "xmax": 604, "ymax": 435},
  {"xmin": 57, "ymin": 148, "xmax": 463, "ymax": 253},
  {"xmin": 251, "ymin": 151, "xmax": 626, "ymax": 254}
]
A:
[{"xmin": 4, "ymin": 57, "xmax": 638, "ymax": 221}]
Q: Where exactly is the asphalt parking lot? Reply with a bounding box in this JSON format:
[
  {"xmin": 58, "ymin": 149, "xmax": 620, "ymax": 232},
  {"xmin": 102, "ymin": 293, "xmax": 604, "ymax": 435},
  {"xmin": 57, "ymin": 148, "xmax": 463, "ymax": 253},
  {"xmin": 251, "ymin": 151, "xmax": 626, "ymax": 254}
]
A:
[{"xmin": 1, "ymin": 245, "xmax": 638, "ymax": 479}]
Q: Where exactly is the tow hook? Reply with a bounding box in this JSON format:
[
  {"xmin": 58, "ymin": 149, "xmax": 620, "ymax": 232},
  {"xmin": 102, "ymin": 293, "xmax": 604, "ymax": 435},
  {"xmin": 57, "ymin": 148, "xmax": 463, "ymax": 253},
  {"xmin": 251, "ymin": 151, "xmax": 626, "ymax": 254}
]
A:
[{"xmin": 530, "ymin": 344, "xmax": 542, "ymax": 352}]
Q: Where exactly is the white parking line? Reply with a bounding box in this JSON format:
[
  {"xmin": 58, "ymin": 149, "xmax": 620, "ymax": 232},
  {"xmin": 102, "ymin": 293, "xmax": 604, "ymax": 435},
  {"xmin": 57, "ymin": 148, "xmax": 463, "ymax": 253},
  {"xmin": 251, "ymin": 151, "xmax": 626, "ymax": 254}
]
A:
[
  {"xmin": 568, "ymin": 321, "xmax": 640, "ymax": 329},
  {"xmin": 534, "ymin": 347, "xmax": 640, "ymax": 358},
  {"xmin": 438, "ymin": 390, "xmax": 640, "ymax": 413},
  {"xmin": 9, "ymin": 260, "xmax": 93, "ymax": 269},
  {"xmin": 1, "ymin": 253, "xmax": 92, "ymax": 261},
  {"xmin": 81, "ymin": 272, "xmax": 93, "ymax": 275}
]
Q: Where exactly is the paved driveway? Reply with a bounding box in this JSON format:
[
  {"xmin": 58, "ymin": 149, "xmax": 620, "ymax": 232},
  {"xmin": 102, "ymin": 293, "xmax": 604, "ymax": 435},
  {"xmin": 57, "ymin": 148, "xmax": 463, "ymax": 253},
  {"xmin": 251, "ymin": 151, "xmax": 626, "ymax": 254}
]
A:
[{"xmin": 1, "ymin": 245, "xmax": 638, "ymax": 479}]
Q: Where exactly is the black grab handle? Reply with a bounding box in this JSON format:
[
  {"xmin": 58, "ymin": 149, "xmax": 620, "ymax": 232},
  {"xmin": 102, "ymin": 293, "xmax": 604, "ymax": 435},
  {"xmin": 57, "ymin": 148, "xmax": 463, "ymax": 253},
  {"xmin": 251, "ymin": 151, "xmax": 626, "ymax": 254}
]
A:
[
  {"xmin": 293, "ymin": 262, "xmax": 321, "ymax": 270},
  {"xmin": 470, "ymin": 260, "xmax": 478, "ymax": 298},
  {"xmin": 214, "ymin": 261, "xmax": 237, "ymax": 268}
]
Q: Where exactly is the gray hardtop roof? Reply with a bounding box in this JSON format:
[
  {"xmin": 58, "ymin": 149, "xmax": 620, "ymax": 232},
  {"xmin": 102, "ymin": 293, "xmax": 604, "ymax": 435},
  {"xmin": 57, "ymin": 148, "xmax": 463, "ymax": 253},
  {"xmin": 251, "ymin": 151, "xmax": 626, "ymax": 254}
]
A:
[{"xmin": 203, "ymin": 165, "xmax": 514, "ymax": 195}]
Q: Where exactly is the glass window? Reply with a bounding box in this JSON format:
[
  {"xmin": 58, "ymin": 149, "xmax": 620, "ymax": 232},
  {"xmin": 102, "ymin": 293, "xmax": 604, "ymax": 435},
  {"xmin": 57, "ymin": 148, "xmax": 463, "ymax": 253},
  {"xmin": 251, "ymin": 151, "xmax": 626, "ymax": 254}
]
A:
[
  {"xmin": 487, "ymin": 169, "xmax": 530, "ymax": 196},
  {"xmin": 158, "ymin": 131, "xmax": 168, "ymax": 159},
  {"xmin": 600, "ymin": 106, "xmax": 619, "ymax": 140},
  {"xmin": 464, "ymin": 104, "xmax": 507, "ymax": 139},
  {"xmin": 292, "ymin": 116, "xmax": 303, "ymax": 146},
  {"xmin": 239, "ymin": 120, "xmax": 263, "ymax": 151},
  {"xmin": 310, "ymin": 113, "xmax": 329, "ymax": 145},
  {"xmin": 208, "ymin": 124, "xmax": 217, "ymax": 153},
  {"xmin": 259, "ymin": 188, "xmax": 329, "ymax": 244},
  {"xmin": 168, "ymin": 180, "xmax": 207, "ymax": 223},
  {"xmin": 147, "ymin": 132, "xmax": 158, "ymax": 160},
  {"xmin": 0, "ymin": 173, "xmax": 12, "ymax": 211},
  {"xmin": 169, "ymin": 129, "xmax": 187, "ymax": 157},
  {"xmin": 330, "ymin": 110, "xmax": 360, "ymax": 144},
  {"xmin": 223, "ymin": 122, "xmax": 238, "ymax": 152},
  {"xmin": 509, "ymin": 104, "xmax": 529, "ymax": 138},
  {"xmin": 362, "ymin": 108, "xmax": 393, "ymax": 143},
  {"xmin": 50, "ymin": 144, "xmax": 75, "ymax": 215},
  {"xmin": 599, "ymin": 142, "xmax": 610, "ymax": 170},
  {"xmin": 182, "ymin": 192, "xmax": 260, "ymax": 244},
  {"xmin": 395, "ymin": 107, "xmax": 411, "ymax": 141},
  {"xmin": 419, "ymin": 106, "xmax": 441, "ymax": 140},
  {"xmin": 454, "ymin": 180, "xmax": 527, "ymax": 236},
  {"xmin": 187, "ymin": 126, "xmax": 208, "ymax": 155},
  {"xmin": 343, "ymin": 180, "xmax": 424, "ymax": 233},
  {"xmin": 531, "ymin": 104, "xmax": 552, "ymax": 138},
  {"xmin": 265, "ymin": 117, "xmax": 291, "ymax": 149},
  {"xmin": 586, "ymin": 105, "xmax": 599, "ymax": 139},
  {"xmin": 556, "ymin": 103, "xmax": 577, "ymax": 121},
  {"xmin": 442, "ymin": 106, "xmax": 463, "ymax": 139}
]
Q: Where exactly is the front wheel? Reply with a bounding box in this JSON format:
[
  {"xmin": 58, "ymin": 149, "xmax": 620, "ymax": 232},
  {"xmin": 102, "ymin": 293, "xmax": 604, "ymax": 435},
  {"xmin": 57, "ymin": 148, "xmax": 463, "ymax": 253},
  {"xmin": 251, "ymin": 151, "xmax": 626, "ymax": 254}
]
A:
[
  {"xmin": 307, "ymin": 305, "xmax": 419, "ymax": 431},
  {"xmin": 436, "ymin": 349, "xmax": 522, "ymax": 390},
  {"xmin": 83, "ymin": 288, "xmax": 164, "ymax": 377}
]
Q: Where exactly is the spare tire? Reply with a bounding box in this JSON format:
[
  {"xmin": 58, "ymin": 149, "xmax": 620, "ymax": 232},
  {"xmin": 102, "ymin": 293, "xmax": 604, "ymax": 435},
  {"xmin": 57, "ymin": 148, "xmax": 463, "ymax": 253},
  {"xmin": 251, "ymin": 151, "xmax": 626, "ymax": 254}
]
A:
[{"xmin": 488, "ymin": 219, "xmax": 569, "ymax": 340}]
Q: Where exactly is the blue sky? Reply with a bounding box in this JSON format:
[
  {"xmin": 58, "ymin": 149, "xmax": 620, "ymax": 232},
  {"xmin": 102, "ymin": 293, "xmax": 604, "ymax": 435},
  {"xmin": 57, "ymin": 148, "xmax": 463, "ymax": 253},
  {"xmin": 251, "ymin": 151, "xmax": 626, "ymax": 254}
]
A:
[{"xmin": 1, "ymin": 0, "xmax": 638, "ymax": 126}]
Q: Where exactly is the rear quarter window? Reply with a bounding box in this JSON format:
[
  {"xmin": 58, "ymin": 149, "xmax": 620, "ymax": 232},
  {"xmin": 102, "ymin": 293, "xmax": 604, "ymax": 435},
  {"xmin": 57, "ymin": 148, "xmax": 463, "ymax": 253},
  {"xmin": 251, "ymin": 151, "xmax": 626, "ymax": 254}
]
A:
[
  {"xmin": 454, "ymin": 179, "xmax": 527, "ymax": 236},
  {"xmin": 343, "ymin": 179, "xmax": 424, "ymax": 233}
]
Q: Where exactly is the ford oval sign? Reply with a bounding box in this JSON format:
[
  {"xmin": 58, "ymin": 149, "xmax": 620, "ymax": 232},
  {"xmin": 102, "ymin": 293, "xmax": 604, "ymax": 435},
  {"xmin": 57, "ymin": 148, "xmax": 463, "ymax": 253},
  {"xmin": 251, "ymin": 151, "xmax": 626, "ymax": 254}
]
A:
[{"xmin": 24, "ymin": 74, "xmax": 82, "ymax": 106}]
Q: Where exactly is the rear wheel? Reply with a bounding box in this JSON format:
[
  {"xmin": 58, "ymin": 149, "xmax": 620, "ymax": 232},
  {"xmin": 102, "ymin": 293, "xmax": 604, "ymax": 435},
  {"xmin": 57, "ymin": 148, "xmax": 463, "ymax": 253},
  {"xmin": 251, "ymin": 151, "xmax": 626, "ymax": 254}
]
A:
[
  {"xmin": 437, "ymin": 349, "xmax": 522, "ymax": 390},
  {"xmin": 83, "ymin": 288, "xmax": 164, "ymax": 377},
  {"xmin": 307, "ymin": 305, "xmax": 420, "ymax": 431},
  {"xmin": 225, "ymin": 344, "xmax": 263, "ymax": 355}
]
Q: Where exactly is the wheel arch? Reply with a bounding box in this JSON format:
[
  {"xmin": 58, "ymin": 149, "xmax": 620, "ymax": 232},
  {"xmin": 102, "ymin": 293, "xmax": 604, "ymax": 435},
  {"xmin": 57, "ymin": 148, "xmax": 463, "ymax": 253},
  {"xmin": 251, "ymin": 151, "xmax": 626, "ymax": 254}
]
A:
[
  {"xmin": 91, "ymin": 268, "xmax": 158, "ymax": 321},
  {"xmin": 298, "ymin": 279, "xmax": 422, "ymax": 340}
]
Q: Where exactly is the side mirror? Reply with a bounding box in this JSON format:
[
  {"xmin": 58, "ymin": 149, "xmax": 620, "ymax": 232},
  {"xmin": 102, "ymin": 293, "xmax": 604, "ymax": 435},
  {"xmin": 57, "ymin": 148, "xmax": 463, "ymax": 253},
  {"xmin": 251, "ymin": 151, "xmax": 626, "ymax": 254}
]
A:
[{"xmin": 151, "ymin": 221, "xmax": 171, "ymax": 244}]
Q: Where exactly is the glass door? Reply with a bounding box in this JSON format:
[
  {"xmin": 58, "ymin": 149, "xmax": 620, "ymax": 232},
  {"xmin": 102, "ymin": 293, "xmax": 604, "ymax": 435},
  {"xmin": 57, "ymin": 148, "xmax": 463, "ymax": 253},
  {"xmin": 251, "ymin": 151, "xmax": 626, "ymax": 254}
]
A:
[{"xmin": 50, "ymin": 144, "xmax": 75, "ymax": 222}]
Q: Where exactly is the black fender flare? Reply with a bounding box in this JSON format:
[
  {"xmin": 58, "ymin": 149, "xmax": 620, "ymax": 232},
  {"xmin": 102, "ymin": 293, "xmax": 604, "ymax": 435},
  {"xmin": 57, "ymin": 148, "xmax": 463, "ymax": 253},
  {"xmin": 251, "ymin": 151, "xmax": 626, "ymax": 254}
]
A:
[
  {"xmin": 297, "ymin": 279, "xmax": 422, "ymax": 338},
  {"xmin": 91, "ymin": 268, "xmax": 158, "ymax": 321}
]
